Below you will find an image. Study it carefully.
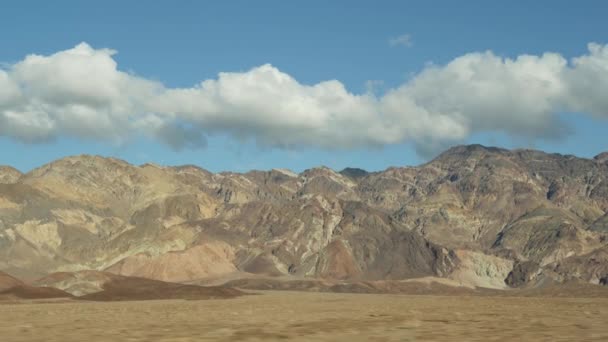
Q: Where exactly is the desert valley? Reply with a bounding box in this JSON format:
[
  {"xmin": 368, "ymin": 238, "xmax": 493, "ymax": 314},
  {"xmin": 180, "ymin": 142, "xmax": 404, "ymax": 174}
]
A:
[
  {"xmin": 4, "ymin": 1, "xmax": 608, "ymax": 339},
  {"xmin": 1, "ymin": 144, "xmax": 608, "ymax": 340}
]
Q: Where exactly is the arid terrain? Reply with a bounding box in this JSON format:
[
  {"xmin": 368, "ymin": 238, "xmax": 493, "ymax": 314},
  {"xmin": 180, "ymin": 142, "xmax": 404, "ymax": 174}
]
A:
[
  {"xmin": 1, "ymin": 145, "xmax": 608, "ymax": 290},
  {"xmin": 1, "ymin": 291, "xmax": 607, "ymax": 341},
  {"xmin": 1, "ymin": 144, "xmax": 608, "ymax": 340},
  {"xmin": 3, "ymin": 1, "xmax": 607, "ymax": 340}
]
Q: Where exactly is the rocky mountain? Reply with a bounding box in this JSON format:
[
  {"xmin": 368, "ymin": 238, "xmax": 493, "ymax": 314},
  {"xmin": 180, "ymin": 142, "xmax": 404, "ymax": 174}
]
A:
[{"xmin": 1, "ymin": 144, "xmax": 607, "ymax": 290}]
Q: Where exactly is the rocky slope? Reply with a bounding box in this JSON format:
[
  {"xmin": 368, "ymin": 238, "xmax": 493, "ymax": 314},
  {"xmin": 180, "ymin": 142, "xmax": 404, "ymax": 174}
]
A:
[
  {"xmin": 1, "ymin": 145, "xmax": 607, "ymax": 290},
  {"xmin": 0, "ymin": 270, "xmax": 23, "ymax": 291},
  {"xmin": 0, "ymin": 270, "xmax": 243, "ymax": 301},
  {"xmin": 0, "ymin": 166, "xmax": 21, "ymax": 184}
]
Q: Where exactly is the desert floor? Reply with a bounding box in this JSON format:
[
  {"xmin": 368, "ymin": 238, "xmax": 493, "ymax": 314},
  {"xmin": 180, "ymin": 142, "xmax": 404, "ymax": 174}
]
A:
[{"xmin": 1, "ymin": 291, "xmax": 607, "ymax": 341}]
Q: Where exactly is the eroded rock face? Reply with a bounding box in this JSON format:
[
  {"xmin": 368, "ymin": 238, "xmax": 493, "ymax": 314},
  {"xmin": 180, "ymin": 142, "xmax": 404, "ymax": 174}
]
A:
[
  {"xmin": 0, "ymin": 145, "xmax": 607, "ymax": 288},
  {"xmin": 0, "ymin": 166, "xmax": 22, "ymax": 184},
  {"xmin": 505, "ymin": 261, "xmax": 541, "ymax": 288}
]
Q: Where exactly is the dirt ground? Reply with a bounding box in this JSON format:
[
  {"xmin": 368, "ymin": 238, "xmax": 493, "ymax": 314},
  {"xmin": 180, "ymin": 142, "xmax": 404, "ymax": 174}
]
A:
[{"xmin": 1, "ymin": 291, "xmax": 606, "ymax": 341}]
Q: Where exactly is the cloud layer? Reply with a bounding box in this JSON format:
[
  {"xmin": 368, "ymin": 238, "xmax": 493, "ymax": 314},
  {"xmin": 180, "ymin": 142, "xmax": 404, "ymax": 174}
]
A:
[{"xmin": 1, "ymin": 42, "xmax": 607, "ymax": 155}]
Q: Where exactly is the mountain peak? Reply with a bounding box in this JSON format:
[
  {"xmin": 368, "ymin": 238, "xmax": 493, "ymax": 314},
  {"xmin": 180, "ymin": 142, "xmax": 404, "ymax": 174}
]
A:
[
  {"xmin": 26, "ymin": 155, "xmax": 134, "ymax": 177},
  {"xmin": 301, "ymin": 166, "xmax": 338, "ymax": 176},
  {"xmin": 431, "ymin": 144, "xmax": 510, "ymax": 164},
  {"xmin": 446, "ymin": 144, "xmax": 509, "ymax": 155},
  {"xmin": 594, "ymin": 152, "xmax": 608, "ymax": 163},
  {"xmin": 339, "ymin": 167, "xmax": 369, "ymax": 179},
  {"xmin": 0, "ymin": 165, "xmax": 23, "ymax": 184}
]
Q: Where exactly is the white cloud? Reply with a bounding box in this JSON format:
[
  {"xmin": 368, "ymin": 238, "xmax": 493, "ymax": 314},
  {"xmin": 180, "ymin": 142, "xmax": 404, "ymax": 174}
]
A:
[
  {"xmin": 365, "ymin": 80, "xmax": 384, "ymax": 94},
  {"xmin": 399, "ymin": 51, "xmax": 571, "ymax": 139},
  {"xmin": 389, "ymin": 34, "xmax": 413, "ymax": 47},
  {"xmin": 0, "ymin": 71, "xmax": 20, "ymax": 104},
  {"xmin": 563, "ymin": 43, "xmax": 608, "ymax": 117},
  {"xmin": 1, "ymin": 42, "xmax": 608, "ymax": 156},
  {"xmin": 1, "ymin": 43, "xmax": 163, "ymax": 143}
]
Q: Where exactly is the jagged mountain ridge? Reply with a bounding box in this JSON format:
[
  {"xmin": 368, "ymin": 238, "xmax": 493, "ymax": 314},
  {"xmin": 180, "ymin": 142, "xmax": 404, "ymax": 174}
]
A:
[{"xmin": 1, "ymin": 144, "xmax": 607, "ymax": 289}]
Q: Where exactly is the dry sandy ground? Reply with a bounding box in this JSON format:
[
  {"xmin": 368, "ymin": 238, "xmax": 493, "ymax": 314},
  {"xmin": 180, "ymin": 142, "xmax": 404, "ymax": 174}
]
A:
[{"xmin": 1, "ymin": 291, "xmax": 607, "ymax": 341}]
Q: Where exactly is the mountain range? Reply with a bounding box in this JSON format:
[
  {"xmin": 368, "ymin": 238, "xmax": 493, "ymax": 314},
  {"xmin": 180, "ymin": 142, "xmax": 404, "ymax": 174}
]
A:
[{"xmin": 1, "ymin": 144, "xmax": 607, "ymax": 295}]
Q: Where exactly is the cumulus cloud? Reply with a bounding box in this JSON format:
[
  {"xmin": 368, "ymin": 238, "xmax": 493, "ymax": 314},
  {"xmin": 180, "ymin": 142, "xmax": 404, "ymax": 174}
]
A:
[
  {"xmin": 563, "ymin": 43, "xmax": 608, "ymax": 117},
  {"xmin": 1, "ymin": 42, "xmax": 608, "ymax": 156},
  {"xmin": 389, "ymin": 34, "xmax": 413, "ymax": 47},
  {"xmin": 1, "ymin": 43, "xmax": 162, "ymax": 143}
]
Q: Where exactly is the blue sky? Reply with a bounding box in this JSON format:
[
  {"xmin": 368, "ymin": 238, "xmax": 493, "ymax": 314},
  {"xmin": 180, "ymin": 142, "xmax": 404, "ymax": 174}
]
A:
[{"xmin": 1, "ymin": 0, "xmax": 607, "ymax": 173}]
